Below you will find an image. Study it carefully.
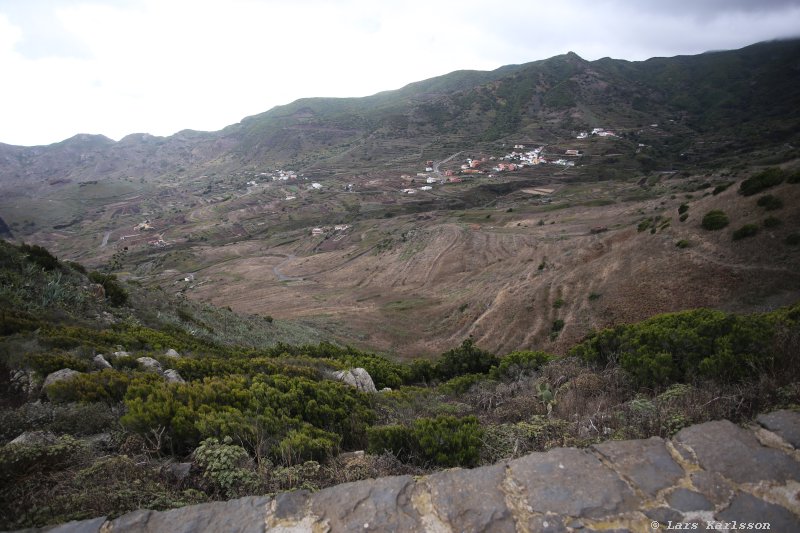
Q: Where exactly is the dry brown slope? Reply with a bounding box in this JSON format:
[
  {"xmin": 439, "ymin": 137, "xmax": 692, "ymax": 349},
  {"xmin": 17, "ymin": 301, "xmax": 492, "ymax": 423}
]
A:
[{"xmin": 189, "ymin": 183, "xmax": 800, "ymax": 358}]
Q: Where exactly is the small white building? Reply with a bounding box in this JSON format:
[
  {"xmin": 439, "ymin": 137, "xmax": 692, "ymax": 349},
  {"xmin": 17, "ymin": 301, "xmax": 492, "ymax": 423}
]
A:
[
  {"xmin": 419, "ymin": 186, "xmax": 433, "ymax": 191},
  {"xmin": 426, "ymin": 177, "xmax": 437, "ymax": 184},
  {"xmin": 311, "ymin": 183, "xmax": 322, "ymax": 189}
]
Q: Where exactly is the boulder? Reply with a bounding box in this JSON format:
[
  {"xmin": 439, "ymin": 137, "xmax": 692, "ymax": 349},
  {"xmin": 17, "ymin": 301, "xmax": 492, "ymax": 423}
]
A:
[
  {"xmin": 83, "ymin": 432, "xmax": 113, "ymax": 450},
  {"xmin": 43, "ymin": 368, "xmax": 81, "ymax": 389},
  {"xmin": 112, "ymin": 351, "xmax": 132, "ymax": 358},
  {"xmin": 10, "ymin": 430, "xmax": 58, "ymax": 447},
  {"xmin": 137, "ymin": 357, "xmax": 163, "ymax": 373},
  {"xmin": 165, "ymin": 349, "xmax": 181, "ymax": 358},
  {"xmin": 93, "ymin": 354, "xmax": 112, "ymax": 370},
  {"xmin": 163, "ymin": 462, "xmax": 193, "ymax": 483},
  {"xmin": 332, "ymin": 368, "xmax": 376, "ymax": 393},
  {"xmin": 163, "ymin": 369, "xmax": 185, "ymax": 384},
  {"xmin": 11, "ymin": 369, "xmax": 38, "ymax": 397}
]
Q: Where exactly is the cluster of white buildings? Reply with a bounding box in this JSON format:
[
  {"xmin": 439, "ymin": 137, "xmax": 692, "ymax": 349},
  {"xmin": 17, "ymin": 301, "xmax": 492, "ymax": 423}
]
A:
[
  {"xmin": 577, "ymin": 128, "xmax": 617, "ymax": 139},
  {"xmin": 311, "ymin": 224, "xmax": 350, "ymax": 236}
]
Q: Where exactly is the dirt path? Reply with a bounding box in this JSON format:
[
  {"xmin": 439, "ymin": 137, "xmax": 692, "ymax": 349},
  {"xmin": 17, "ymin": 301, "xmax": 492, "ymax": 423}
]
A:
[
  {"xmin": 273, "ymin": 254, "xmax": 303, "ymax": 281},
  {"xmin": 686, "ymin": 246, "xmax": 799, "ymax": 275},
  {"xmin": 432, "ymin": 151, "xmax": 462, "ymax": 176}
]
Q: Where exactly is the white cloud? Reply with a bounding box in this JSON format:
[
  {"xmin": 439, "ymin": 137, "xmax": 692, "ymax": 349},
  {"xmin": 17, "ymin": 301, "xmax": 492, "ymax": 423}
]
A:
[{"xmin": 0, "ymin": 0, "xmax": 798, "ymax": 146}]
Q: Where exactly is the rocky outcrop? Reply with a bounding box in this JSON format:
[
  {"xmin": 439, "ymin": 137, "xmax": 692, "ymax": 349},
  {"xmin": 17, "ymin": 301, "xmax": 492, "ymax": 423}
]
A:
[
  {"xmin": 331, "ymin": 367, "xmax": 377, "ymax": 393},
  {"xmin": 93, "ymin": 354, "xmax": 112, "ymax": 370},
  {"xmin": 42, "ymin": 368, "xmax": 81, "ymax": 389},
  {"xmin": 9, "ymin": 430, "xmax": 58, "ymax": 447},
  {"xmin": 22, "ymin": 410, "xmax": 800, "ymax": 532},
  {"xmin": 11, "ymin": 369, "xmax": 38, "ymax": 398},
  {"xmin": 163, "ymin": 369, "xmax": 185, "ymax": 384},
  {"xmin": 165, "ymin": 349, "xmax": 181, "ymax": 358},
  {"xmin": 136, "ymin": 357, "xmax": 163, "ymax": 373}
]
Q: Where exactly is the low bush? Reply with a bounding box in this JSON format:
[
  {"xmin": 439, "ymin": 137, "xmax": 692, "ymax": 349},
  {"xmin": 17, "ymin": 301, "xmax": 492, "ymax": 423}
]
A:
[
  {"xmin": 701, "ymin": 210, "xmax": 729, "ymax": 230},
  {"xmin": 732, "ymin": 224, "xmax": 759, "ymax": 241},
  {"xmin": 490, "ymin": 351, "xmax": 554, "ymax": 381},
  {"xmin": 440, "ymin": 373, "xmax": 486, "ymax": 394},
  {"xmin": 46, "ymin": 369, "xmax": 142, "ymax": 403},
  {"xmin": 786, "ymin": 233, "xmax": 800, "ymax": 245},
  {"xmin": 678, "ymin": 204, "xmax": 689, "ymax": 214},
  {"xmin": 367, "ymin": 415, "xmax": 483, "ymax": 467},
  {"xmin": 20, "ymin": 243, "xmax": 60, "ymax": 271},
  {"xmin": 757, "ymin": 195, "xmax": 783, "ymax": 211},
  {"xmin": 763, "ymin": 217, "xmax": 782, "ymax": 228},
  {"xmin": 87, "ymin": 272, "xmax": 128, "ymax": 307},
  {"xmin": 712, "ymin": 182, "xmax": 732, "ymax": 195},
  {"xmin": 121, "ymin": 373, "xmax": 373, "ymax": 457},
  {"xmin": 435, "ymin": 339, "xmax": 498, "ymax": 380},
  {"xmin": 25, "ymin": 351, "xmax": 90, "ymax": 376},
  {"xmin": 193, "ymin": 436, "xmax": 258, "ymax": 498},
  {"xmin": 739, "ymin": 168, "xmax": 785, "ymax": 196},
  {"xmin": 0, "ymin": 435, "xmax": 85, "ymax": 483},
  {"xmin": 571, "ymin": 306, "xmax": 796, "ymax": 388},
  {"xmin": 675, "ymin": 240, "xmax": 690, "ymax": 248}
]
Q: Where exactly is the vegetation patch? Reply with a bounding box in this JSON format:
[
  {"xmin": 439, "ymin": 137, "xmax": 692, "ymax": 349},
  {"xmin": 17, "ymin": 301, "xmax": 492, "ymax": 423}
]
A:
[
  {"xmin": 732, "ymin": 224, "xmax": 759, "ymax": 241},
  {"xmin": 701, "ymin": 210, "xmax": 729, "ymax": 230},
  {"xmin": 739, "ymin": 167, "xmax": 785, "ymax": 196}
]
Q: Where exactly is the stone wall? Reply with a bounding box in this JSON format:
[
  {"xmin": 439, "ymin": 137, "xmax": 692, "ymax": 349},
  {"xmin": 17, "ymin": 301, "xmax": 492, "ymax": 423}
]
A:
[{"xmin": 32, "ymin": 411, "xmax": 800, "ymax": 532}]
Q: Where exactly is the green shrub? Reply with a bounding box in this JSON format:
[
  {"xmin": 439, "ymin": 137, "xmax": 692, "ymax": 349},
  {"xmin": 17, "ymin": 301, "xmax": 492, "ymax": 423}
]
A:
[
  {"xmin": 412, "ymin": 415, "xmax": 482, "ymax": 467},
  {"xmin": 739, "ymin": 168, "xmax": 785, "ymax": 196},
  {"xmin": 25, "ymin": 351, "xmax": 90, "ymax": 376},
  {"xmin": 678, "ymin": 204, "xmax": 689, "ymax": 214},
  {"xmin": 712, "ymin": 183, "xmax": 732, "ymax": 195},
  {"xmin": 366, "ymin": 425, "xmax": 414, "ymax": 461},
  {"xmin": 20, "ymin": 243, "xmax": 59, "ymax": 271},
  {"xmin": 675, "ymin": 240, "xmax": 690, "ymax": 249},
  {"xmin": 367, "ymin": 415, "xmax": 483, "ymax": 467},
  {"xmin": 408, "ymin": 359, "xmax": 436, "ymax": 384},
  {"xmin": 571, "ymin": 307, "xmax": 792, "ymax": 387},
  {"xmin": 785, "ymin": 233, "xmax": 800, "ymax": 245},
  {"xmin": 552, "ymin": 319, "xmax": 565, "ymax": 332},
  {"xmin": 701, "ymin": 210, "xmax": 729, "ymax": 230},
  {"xmin": 783, "ymin": 233, "xmax": 800, "ymax": 246},
  {"xmin": 757, "ymin": 195, "xmax": 783, "ymax": 211},
  {"xmin": 490, "ymin": 351, "xmax": 554, "ymax": 380},
  {"xmin": 553, "ymin": 298, "xmax": 564, "ymax": 309},
  {"xmin": 65, "ymin": 261, "xmax": 87, "ymax": 274},
  {"xmin": 787, "ymin": 169, "xmax": 800, "ymax": 184},
  {"xmin": 732, "ymin": 224, "xmax": 759, "ymax": 241},
  {"xmin": 88, "ymin": 272, "xmax": 128, "ymax": 307},
  {"xmin": 679, "ymin": 213, "xmax": 689, "ymax": 222},
  {"xmin": 193, "ymin": 436, "xmax": 258, "ymax": 498},
  {"xmin": 0, "ymin": 435, "xmax": 85, "ymax": 483},
  {"xmin": 436, "ymin": 339, "xmax": 498, "ymax": 380},
  {"xmin": 763, "ymin": 217, "xmax": 782, "ymax": 228},
  {"xmin": 46, "ymin": 369, "xmax": 137, "ymax": 403},
  {"xmin": 277, "ymin": 426, "xmax": 340, "ymax": 465},
  {"xmin": 121, "ymin": 374, "xmax": 373, "ymax": 456},
  {"xmin": 440, "ymin": 373, "xmax": 486, "ymax": 394}
]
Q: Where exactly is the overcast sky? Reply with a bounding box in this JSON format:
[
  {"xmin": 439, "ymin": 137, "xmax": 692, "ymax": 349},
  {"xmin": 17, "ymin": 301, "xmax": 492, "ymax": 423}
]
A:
[{"xmin": 1, "ymin": 0, "xmax": 799, "ymax": 146}]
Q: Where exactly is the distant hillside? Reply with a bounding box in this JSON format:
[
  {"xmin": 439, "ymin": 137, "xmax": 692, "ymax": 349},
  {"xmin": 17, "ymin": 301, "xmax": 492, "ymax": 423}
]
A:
[{"xmin": 1, "ymin": 39, "xmax": 799, "ymax": 193}]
